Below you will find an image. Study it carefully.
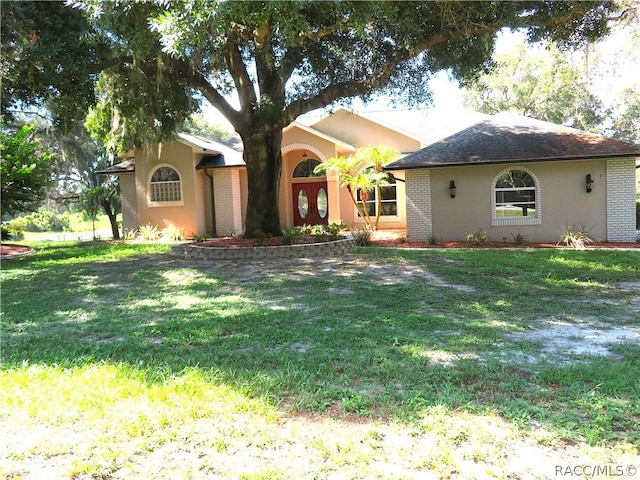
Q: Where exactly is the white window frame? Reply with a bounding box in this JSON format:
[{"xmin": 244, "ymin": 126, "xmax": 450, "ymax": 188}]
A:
[
  {"xmin": 491, "ymin": 166, "xmax": 541, "ymax": 226},
  {"xmin": 355, "ymin": 178, "xmax": 399, "ymax": 221},
  {"xmin": 148, "ymin": 164, "xmax": 184, "ymax": 207}
]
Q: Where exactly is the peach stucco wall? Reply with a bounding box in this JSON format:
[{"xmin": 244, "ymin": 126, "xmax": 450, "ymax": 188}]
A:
[
  {"xmin": 282, "ymin": 125, "xmax": 407, "ymax": 229},
  {"xmin": 134, "ymin": 141, "xmax": 204, "ymax": 236}
]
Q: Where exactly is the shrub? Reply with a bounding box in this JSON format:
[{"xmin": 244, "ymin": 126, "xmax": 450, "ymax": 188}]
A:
[
  {"xmin": 1, "ymin": 225, "xmax": 12, "ymax": 240},
  {"xmin": 192, "ymin": 233, "xmax": 212, "ymax": 243},
  {"xmin": 324, "ymin": 221, "xmax": 346, "ymax": 240},
  {"xmin": 21, "ymin": 207, "xmax": 71, "ymax": 232},
  {"xmin": 137, "ymin": 224, "xmax": 162, "ymax": 241},
  {"xmin": 511, "ymin": 232, "xmax": 528, "ymax": 245},
  {"xmin": 559, "ymin": 225, "xmax": 594, "ymax": 249},
  {"xmin": 351, "ymin": 227, "xmax": 373, "ymax": 246},
  {"xmin": 466, "ymin": 228, "xmax": 488, "ymax": 245},
  {"xmin": 427, "ymin": 233, "xmax": 439, "ymax": 245},
  {"xmin": 282, "ymin": 226, "xmax": 300, "ymax": 245},
  {"xmin": 636, "ymin": 197, "xmax": 639, "ymax": 229},
  {"xmin": 162, "ymin": 222, "xmax": 185, "ymax": 242}
]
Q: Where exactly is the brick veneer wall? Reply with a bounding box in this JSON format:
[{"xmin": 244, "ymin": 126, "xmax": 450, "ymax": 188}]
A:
[
  {"xmin": 405, "ymin": 169, "xmax": 432, "ymax": 241},
  {"xmin": 213, "ymin": 169, "xmax": 243, "ymax": 236},
  {"xmin": 606, "ymin": 157, "xmax": 637, "ymax": 242}
]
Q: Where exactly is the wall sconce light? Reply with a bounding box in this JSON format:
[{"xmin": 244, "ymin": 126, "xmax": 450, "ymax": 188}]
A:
[
  {"xmin": 449, "ymin": 180, "xmax": 456, "ymax": 198},
  {"xmin": 302, "ymin": 151, "xmax": 308, "ymax": 159},
  {"xmin": 586, "ymin": 174, "xmax": 594, "ymax": 193}
]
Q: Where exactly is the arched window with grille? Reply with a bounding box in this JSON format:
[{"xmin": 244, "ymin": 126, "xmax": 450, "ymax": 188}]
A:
[
  {"xmin": 148, "ymin": 165, "xmax": 183, "ymax": 206},
  {"xmin": 491, "ymin": 167, "xmax": 541, "ymax": 226}
]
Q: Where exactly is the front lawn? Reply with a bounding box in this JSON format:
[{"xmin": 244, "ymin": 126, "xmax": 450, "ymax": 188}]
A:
[{"xmin": 1, "ymin": 242, "xmax": 639, "ymax": 479}]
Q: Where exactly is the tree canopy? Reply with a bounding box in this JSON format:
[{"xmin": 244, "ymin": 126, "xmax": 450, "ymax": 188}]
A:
[
  {"xmin": 2, "ymin": 1, "xmax": 619, "ymax": 235},
  {"xmin": 462, "ymin": 44, "xmax": 609, "ymax": 132},
  {"xmin": 1, "ymin": 125, "xmax": 55, "ymax": 217}
]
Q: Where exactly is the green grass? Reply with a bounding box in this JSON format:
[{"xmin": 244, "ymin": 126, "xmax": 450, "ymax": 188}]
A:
[{"xmin": 2, "ymin": 242, "xmax": 639, "ymax": 478}]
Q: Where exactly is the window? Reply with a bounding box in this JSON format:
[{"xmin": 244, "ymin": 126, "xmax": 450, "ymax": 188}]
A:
[
  {"xmin": 356, "ymin": 177, "xmax": 398, "ymax": 218},
  {"xmin": 492, "ymin": 167, "xmax": 541, "ymax": 226},
  {"xmin": 293, "ymin": 158, "xmax": 322, "ymax": 178},
  {"xmin": 149, "ymin": 165, "xmax": 182, "ymax": 205}
]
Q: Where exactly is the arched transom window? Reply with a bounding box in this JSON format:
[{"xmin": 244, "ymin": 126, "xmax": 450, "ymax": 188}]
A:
[
  {"xmin": 492, "ymin": 167, "xmax": 541, "ymax": 226},
  {"xmin": 293, "ymin": 158, "xmax": 323, "ymax": 178},
  {"xmin": 149, "ymin": 165, "xmax": 182, "ymax": 205}
]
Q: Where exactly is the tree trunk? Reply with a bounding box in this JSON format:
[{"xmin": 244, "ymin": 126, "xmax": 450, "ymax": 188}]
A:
[
  {"xmin": 101, "ymin": 198, "xmax": 120, "ymax": 240},
  {"xmin": 241, "ymin": 129, "xmax": 283, "ymax": 237}
]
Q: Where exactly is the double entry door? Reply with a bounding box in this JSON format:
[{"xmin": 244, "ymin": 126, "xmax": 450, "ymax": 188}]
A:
[{"xmin": 292, "ymin": 181, "xmax": 329, "ymax": 226}]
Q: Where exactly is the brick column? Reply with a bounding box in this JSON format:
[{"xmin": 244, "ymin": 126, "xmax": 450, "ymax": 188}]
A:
[
  {"xmin": 405, "ymin": 169, "xmax": 432, "ymax": 241},
  {"xmin": 606, "ymin": 157, "xmax": 637, "ymax": 242}
]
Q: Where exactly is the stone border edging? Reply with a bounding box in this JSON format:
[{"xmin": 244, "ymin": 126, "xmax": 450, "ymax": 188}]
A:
[{"xmin": 170, "ymin": 236, "xmax": 356, "ymax": 260}]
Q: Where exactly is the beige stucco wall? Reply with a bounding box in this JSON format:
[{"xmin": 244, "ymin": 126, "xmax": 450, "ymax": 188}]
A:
[
  {"xmin": 118, "ymin": 173, "xmax": 138, "ymax": 234},
  {"xmin": 424, "ymin": 159, "xmax": 609, "ymax": 243},
  {"xmin": 134, "ymin": 141, "xmax": 202, "ymax": 236},
  {"xmin": 311, "ymin": 109, "xmax": 422, "ymax": 153}
]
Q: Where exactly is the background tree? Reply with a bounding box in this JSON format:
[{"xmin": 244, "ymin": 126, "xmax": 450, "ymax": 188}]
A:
[
  {"xmin": 611, "ymin": 87, "xmax": 640, "ymax": 143},
  {"xmin": 462, "ymin": 44, "xmax": 608, "ymax": 132},
  {"xmin": 0, "ymin": 1, "xmax": 107, "ymax": 132},
  {"xmin": 181, "ymin": 115, "xmax": 235, "ymax": 142},
  {"xmin": 1, "ymin": 125, "xmax": 55, "ymax": 218},
  {"xmin": 4, "ymin": 1, "xmax": 617, "ymax": 236}
]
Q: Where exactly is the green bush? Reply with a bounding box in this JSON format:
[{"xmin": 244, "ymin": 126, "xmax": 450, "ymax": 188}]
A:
[
  {"xmin": 466, "ymin": 228, "xmax": 488, "ymax": 245},
  {"xmin": 559, "ymin": 225, "xmax": 594, "ymax": 249},
  {"xmin": 20, "ymin": 208, "xmax": 71, "ymax": 232},
  {"xmin": 351, "ymin": 227, "xmax": 373, "ymax": 246},
  {"xmin": 636, "ymin": 198, "xmax": 639, "ymax": 229}
]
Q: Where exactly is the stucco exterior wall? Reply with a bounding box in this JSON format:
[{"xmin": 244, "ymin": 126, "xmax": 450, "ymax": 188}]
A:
[
  {"xmin": 407, "ymin": 159, "xmax": 612, "ymax": 243},
  {"xmin": 282, "ymin": 124, "xmax": 408, "ymax": 230},
  {"xmin": 133, "ymin": 142, "xmax": 201, "ymax": 235},
  {"xmin": 312, "ymin": 109, "xmax": 422, "ymax": 153},
  {"xmin": 118, "ymin": 173, "xmax": 138, "ymax": 233},
  {"xmin": 606, "ymin": 157, "xmax": 637, "ymax": 242}
]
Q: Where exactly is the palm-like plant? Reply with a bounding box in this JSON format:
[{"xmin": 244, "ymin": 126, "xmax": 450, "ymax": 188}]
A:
[{"xmin": 315, "ymin": 145, "xmax": 399, "ymax": 230}]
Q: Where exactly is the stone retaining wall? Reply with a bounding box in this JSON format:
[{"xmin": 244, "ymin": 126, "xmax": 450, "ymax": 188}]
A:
[{"xmin": 170, "ymin": 237, "xmax": 356, "ymax": 260}]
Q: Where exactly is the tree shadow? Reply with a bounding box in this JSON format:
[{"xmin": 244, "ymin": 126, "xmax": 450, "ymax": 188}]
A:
[{"xmin": 2, "ymin": 244, "xmax": 639, "ymax": 445}]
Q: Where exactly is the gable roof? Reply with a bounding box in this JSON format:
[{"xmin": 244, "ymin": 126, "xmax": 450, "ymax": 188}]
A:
[
  {"xmin": 283, "ymin": 121, "xmax": 357, "ymax": 152},
  {"xmin": 386, "ymin": 113, "xmax": 640, "ymax": 170}
]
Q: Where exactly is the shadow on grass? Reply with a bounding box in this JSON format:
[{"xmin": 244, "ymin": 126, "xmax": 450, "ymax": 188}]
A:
[{"xmin": 2, "ymin": 242, "xmax": 639, "ymax": 445}]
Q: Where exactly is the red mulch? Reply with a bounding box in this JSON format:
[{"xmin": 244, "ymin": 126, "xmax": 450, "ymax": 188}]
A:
[
  {"xmin": 368, "ymin": 239, "xmax": 640, "ymax": 249},
  {"xmin": 0, "ymin": 244, "xmax": 34, "ymax": 258}
]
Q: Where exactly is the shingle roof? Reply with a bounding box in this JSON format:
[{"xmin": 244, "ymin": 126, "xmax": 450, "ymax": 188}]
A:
[
  {"xmin": 95, "ymin": 159, "xmax": 135, "ymax": 175},
  {"xmin": 385, "ymin": 113, "xmax": 640, "ymax": 171}
]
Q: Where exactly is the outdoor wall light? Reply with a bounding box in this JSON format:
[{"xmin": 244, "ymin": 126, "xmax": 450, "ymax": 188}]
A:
[
  {"xmin": 302, "ymin": 150, "xmax": 308, "ymax": 159},
  {"xmin": 586, "ymin": 174, "xmax": 594, "ymax": 193},
  {"xmin": 449, "ymin": 180, "xmax": 457, "ymax": 198}
]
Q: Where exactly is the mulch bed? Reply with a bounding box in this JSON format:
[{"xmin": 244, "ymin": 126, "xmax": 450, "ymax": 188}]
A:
[
  {"xmin": 368, "ymin": 239, "xmax": 640, "ymax": 249},
  {"xmin": 0, "ymin": 244, "xmax": 34, "ymax": 258}
]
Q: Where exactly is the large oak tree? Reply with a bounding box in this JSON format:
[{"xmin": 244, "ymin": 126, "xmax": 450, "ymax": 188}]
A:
[{"xmin": 3, "ymin": 1, "xmax": 618, "ymax": 236}]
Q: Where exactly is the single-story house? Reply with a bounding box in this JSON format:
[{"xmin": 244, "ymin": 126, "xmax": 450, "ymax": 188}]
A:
[
  {"xmin": 385, "ymin": 112, "xmax": 640, "ymax": 243},
  {"xmin": 98, "ymin": 108, "xmax": 639, "ymax": 243},
  {"xmin": 97, "ymin": 107, "xmax": 485, "ymax": 237}
]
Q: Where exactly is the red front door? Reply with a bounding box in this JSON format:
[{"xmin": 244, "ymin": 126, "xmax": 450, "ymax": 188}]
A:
[{"xmin": 292, "ymin": 182, "xmax": 329, "ymax": 226}]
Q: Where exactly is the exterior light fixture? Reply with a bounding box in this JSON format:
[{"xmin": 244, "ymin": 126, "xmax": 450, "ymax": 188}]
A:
[
  {"xmin": 302, "ymin": 151, "xmax": 308, "ymax": 159},
  {"xmin": 449, "ymin": 180, "xmax": 456, "ymax": 198},
  {"xmin": 586, "ymin": 174, "xmax": 594, "ymax": 193}
]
